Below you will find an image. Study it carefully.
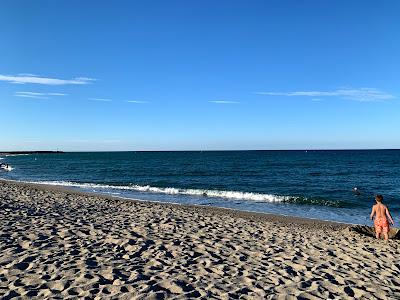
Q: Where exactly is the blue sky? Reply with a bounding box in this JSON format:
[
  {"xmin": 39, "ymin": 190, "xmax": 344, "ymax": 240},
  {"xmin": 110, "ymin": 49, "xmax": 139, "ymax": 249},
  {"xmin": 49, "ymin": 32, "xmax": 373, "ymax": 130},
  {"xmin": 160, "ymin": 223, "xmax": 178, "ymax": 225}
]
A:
[{"xmin": 1, "ymin": 0, "xmax": 399, "ymax": 151}]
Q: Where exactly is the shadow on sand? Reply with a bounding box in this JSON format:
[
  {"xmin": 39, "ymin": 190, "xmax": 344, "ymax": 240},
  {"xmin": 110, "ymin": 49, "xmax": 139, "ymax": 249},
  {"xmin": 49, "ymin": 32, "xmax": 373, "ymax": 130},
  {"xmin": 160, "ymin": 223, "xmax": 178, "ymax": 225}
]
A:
[{"xmin": 349, "ymin": 225, "xmax": 400, "ymax": 240}]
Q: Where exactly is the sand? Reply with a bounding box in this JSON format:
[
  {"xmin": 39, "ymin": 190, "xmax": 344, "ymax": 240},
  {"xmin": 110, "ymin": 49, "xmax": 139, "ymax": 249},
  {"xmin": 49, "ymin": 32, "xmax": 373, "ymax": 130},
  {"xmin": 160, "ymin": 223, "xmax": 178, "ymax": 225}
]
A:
[{"xmin": 0, "ymin": 180, "xmax": 399, "ymax": 299}]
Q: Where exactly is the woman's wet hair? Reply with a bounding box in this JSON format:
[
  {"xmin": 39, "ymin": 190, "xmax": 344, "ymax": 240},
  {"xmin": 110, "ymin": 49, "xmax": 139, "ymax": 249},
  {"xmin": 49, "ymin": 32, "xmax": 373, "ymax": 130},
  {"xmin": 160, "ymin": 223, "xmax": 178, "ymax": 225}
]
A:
[{"xmin": 375, "ymin": 194, "xmax": 383, "ymax": 202}]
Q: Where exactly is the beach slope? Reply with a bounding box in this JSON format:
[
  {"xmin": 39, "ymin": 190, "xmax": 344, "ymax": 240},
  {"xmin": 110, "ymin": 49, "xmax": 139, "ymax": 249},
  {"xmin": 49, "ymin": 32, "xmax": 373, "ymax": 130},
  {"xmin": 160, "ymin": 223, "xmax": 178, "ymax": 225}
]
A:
[{"xmin": 0, "ymin": 180, "xmax": 399, "ymax": 299}]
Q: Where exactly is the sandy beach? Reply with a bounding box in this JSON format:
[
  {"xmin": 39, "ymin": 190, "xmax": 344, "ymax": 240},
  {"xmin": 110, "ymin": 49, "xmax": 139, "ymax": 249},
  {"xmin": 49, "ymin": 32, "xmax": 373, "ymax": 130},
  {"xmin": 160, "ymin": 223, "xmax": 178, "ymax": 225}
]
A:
[{"xmin": 0, "ymin": 179, "xmax": 399, "ymax": 299}]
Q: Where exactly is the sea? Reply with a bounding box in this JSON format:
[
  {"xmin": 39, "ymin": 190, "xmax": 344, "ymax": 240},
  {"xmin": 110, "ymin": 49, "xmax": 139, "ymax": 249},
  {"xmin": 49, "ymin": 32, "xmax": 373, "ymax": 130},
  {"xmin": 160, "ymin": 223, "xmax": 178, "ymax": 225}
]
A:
[{"xmin": 1, "ymin": 150, "xmax": 399, "ymax": 225}]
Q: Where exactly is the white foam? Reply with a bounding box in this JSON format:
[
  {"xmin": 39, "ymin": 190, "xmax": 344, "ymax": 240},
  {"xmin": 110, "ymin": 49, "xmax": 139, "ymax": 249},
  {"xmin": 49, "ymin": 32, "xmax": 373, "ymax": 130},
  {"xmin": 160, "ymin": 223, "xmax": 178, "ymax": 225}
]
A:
[
  {"xmin": 21, "ymin": 180, "xmax": 293, "ymax": 203},
  {"xmin": 0, "ymin": 165, "xmax": 13, "ymax": 171}
]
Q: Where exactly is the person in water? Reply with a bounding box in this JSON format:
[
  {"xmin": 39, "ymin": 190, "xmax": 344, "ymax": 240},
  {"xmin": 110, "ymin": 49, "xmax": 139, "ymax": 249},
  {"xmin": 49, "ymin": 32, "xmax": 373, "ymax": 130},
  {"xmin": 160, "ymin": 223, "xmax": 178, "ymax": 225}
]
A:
[{"xmin": 370, "ymin": 195, "xmax": 394, "ymax": 240}]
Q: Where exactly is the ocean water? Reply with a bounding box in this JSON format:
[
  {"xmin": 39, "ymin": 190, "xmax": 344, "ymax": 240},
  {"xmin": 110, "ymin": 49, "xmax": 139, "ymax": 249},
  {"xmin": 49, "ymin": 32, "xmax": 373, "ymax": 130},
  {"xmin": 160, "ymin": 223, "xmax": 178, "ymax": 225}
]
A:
[{"xmin": 1, "ymin": 150, "xmax": 399, "ymax": 225}]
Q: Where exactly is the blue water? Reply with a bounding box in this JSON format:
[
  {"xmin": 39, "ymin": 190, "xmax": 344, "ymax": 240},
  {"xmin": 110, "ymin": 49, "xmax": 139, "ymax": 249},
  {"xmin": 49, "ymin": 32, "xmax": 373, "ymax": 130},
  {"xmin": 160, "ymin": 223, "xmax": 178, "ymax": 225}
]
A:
[{"xmin": 1, "ymin": 150, "xmax": 399, "ymax": 225}]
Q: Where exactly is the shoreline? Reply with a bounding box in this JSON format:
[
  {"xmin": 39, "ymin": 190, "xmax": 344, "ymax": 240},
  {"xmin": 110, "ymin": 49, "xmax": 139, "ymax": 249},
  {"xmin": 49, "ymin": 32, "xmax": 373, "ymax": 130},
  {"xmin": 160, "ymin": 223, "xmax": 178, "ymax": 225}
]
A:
[
  {"xmin": 1, "ymin": 178, "xmax": 399, "ymax": 236},
  {"xmin": 0, "ymin": 178, "xmax": 349, "ymax": 229},
  {"xmin": 1, "ymin": 179, "xmax": 400, "ymax": 298}
]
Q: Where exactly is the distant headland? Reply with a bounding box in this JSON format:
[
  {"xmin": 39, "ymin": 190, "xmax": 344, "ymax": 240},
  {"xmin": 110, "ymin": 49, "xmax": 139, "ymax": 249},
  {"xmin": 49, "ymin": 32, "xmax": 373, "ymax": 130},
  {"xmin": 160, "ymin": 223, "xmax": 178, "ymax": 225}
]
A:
[{"xmin": 0, "ymin": 151, "xmax": 64, "ymax": 155}]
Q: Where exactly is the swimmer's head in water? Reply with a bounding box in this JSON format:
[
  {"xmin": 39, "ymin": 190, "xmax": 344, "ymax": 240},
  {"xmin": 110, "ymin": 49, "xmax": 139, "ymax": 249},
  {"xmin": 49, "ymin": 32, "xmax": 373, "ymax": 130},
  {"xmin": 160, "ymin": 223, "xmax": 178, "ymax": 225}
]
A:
[{"xmin": 375, "ymin": 194, "xmax": 383, "ymax": 202}]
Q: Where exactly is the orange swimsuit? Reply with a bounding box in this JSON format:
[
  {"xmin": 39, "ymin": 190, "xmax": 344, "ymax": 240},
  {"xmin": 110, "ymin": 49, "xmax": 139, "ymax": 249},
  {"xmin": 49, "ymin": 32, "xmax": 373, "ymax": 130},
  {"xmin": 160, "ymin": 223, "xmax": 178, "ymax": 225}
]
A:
[{"xmin": 374, "ymin": 216, "xmax": 389, "ymax": 233}]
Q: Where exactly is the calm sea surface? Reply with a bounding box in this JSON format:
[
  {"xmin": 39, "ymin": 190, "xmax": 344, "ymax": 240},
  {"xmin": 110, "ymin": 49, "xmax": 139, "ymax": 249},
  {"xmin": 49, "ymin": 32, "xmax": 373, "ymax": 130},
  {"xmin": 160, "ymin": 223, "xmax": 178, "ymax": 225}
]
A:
[{"xmin": 1, "ymin": 150, "xmax": 399, "ymax": 225}]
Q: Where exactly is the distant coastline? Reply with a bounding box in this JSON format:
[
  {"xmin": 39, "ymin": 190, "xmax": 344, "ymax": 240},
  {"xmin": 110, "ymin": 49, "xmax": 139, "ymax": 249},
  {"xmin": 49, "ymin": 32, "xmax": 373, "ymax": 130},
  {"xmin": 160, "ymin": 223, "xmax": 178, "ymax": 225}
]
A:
[{"xmin": 0, "ymin": 151, "xmax": 64, "ymax": 155}]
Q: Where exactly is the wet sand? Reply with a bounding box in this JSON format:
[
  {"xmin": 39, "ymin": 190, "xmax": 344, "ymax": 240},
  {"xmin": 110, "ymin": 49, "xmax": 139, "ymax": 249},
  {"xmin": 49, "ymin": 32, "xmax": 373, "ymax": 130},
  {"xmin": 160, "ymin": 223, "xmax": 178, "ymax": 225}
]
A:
[{"xmin": 0, "ymin": 179, "xmax": 399, "ymax": 299}]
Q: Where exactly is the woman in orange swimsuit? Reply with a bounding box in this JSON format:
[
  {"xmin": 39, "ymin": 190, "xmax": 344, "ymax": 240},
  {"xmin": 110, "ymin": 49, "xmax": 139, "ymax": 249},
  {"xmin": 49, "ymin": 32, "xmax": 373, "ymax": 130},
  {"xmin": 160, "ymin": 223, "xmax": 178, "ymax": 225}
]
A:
[{"xmin": 370, "ymin": 195, "xmax": 395, "ymax": 240}]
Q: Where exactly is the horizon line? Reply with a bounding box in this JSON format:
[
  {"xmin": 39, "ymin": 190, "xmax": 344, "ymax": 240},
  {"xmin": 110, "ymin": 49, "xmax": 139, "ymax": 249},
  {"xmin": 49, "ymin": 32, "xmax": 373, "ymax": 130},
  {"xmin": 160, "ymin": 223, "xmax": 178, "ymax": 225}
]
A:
[{"xmin": 2, "ymin": 148, "xmax": 400, "ymax": 153}]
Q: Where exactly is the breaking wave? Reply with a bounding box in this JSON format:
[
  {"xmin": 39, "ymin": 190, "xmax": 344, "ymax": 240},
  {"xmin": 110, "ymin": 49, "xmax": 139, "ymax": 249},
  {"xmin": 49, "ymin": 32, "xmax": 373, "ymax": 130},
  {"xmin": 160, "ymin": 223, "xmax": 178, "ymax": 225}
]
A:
[
  {"xmin": 22, "ymin": 180, "xmax": 296, "ymax": 203},
  {"xmin": 9, "ymin": 180, "xmax": 345, "ymax": 207}
]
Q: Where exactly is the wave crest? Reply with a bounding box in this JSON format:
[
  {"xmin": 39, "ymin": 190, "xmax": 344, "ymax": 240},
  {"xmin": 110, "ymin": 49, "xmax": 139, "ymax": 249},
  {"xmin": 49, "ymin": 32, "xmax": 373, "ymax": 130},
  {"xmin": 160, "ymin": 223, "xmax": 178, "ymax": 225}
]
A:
[
  {"xmin": 24, "ymin": 180, "xmax": 292, "ymax": 203},
  {"xmin": 11, "ymin": 180, "xmax": 344, "ymax": 207}
]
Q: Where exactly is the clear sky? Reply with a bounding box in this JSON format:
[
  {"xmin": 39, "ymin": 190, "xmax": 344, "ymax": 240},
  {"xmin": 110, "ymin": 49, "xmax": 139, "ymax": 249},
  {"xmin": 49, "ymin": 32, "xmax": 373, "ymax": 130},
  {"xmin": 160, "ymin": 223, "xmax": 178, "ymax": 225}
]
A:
[{"xmin": 1, "ymin": 0, "xmax": 399, "ymax": 151}]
